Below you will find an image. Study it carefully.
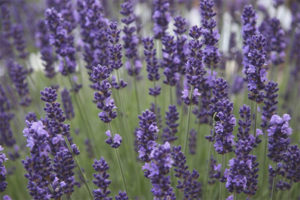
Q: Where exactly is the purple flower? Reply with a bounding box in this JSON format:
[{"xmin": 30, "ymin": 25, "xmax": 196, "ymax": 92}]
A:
[
  {"xmin": 259, "ymin": 18, "xmax": 286, "ymax": 66},
  {"xmin": 115, "ymin": 191, "xmax": 128, "ymax": 200},
  {"xmin": 152, "ymin": 0, "xmax": 171, "ymax": 39},
  {"xmin": 61, "ymin": 88, "xmax": 75, "ymax": 120},
  {"xmin": 91, "ymin": 65, "xmax": 117, "ymax": 123},
  {"xmin": 12, "ymin": 24, "xmax": 28, "ymax": 59},
  {"xmin": 0, "ymin": 85, "xmax": 15, "ymax": 147},
  {"xmin": 92, "ymin": 157, "xmax": 112, "ymax": 200},
  {"xmin": 224, "ymin": 105, "xmax": 259, "ymax": 195},
  {"xmin": 261, "ymin": 81, "xmax": 279, "ymax": 129},
  {"xmin": 105, "ymin": 130, "xmax": 122, "ymax": 148},
  {"xmin": 143, "ymin": 37, "xmax": 161, "ymax": 96},
  {"xmin": 0, "ymin": 5, "xmax": 14, "ymax": 59},
  {"xmin": 242, "ymin": 5, "xmax": 257, "ymax": 44},
  {"xmin": 243, "ymin": 33, "xmax": 267, "ymax": 103},
  {"xmin": 200, "ymin": 0, "xmax": 220, "ymax": 69},
  {"xmin": 135, "ymin": 110, "xmax": 159, "ymax": 162},
  {"xmin": 143, "ymin": 142, "xmax": 176, "ymax": 199},
  {"xmin": 268, "ymin": 114, "xmax": 292, "ymax": 163},
  {"xmin": 162, "ymin": 105, "xmax": 179, "ymax": 143},
  {"xmin": 7, "ymin": 60, "xmax": 31, "ymax": 106},
  {"xmin": 22, "ymin": 121, "xmax": 52, "ymax": 200},
  {"xmin": 0, "ymin": 146, "xmax": 8, "ymax": 192},
  {"xmin": 77, "ymin": 0, "xmax": 109, "ymax": 70},
  {"xmin": 189, "ymin": 129, "xmax": 197, "ymax": 155},
  {"xmin": 283, "ymin": 145, "xmax": 300, "ymax": 183},
  {"xmin": 36, "ymin": 19, "xmax": 56, "ymax": 79},
  {"xmin": 172, "ymin": 146, "xmax": 202, "ymax": 198},
  {"xmin": 25, "ymin": 112, "xmax": 37, "ymax": 122},
  {"xmin": 108, "ymin": 21, "xmax": 123, "ymax": 71},
  {"xmin": 186, "ymin": 26, "xmax": 205, "ymax": 88},
  {"xmin": 120, "ymin": 0, "xmax": 141, "ymax": 77},
  {"xmin": 173, "ymin": 16, "xmax": 188, "ymax": 75},
  {"xmin": 45, "ymin": 8, "xmax": 76, "ymax": 76},
  {"xmin": 40, "ymin": 87, "xmax": 79, "ymax": 197},
  {"xmin": 162, "ymin": 35, "xmax": 178, "ymax": 86}
]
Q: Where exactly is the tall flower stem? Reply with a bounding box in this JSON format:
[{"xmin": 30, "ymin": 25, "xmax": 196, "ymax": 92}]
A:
[
  {"xmin": 133, "ymin": 76, "xmax": 141, "ymax": 114},
  {"xmin": 270, "ymin": 176, "xmax": 276, "ymax": 200},
  {"xmin": 183, "ymin": 87, "xmax": 194, "ymax": 154},
  {"xmin": 67, "ymin": 76, "xmax": 100, "ymax": 156},
  {"xmin": 219, "ymin": 155, "xmax": 225, "ymax": 200},
  {"xmin": 108, "ymin": 123, "xmax": 128, "ymax": 195}
]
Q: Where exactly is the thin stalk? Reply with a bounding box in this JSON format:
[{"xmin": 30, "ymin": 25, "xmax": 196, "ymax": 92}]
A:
[
  {"xmin": 108, "ymin": 123, "xmax": 128, "ymax": 194},
  {"xmin": 270, "ymin": 176, "xmax": 276, "ymax": 200},
  {"xmin": 133, "ymin": 76, "xmax": 141, "ymax": 114},
  {"xmin": 234, "ymin": 192, "xmax": 237, "ymax": 200},
  {"xmin": 67, "ymin": 76, "xmax": 99, "ymax": 156},
  {"xmin": 170, "ymin": 86, "xmax": 173, "ymax": 105},
  {"xmin": 219, "ymin": 155, "xmax": 225, "ymax": 200},
  {"xmin": 183, "ymin": 87, "xmax": 194, "ymax": 154}
]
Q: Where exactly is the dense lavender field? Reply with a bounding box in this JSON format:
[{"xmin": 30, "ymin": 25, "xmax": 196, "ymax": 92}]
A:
[{"xmin": 0, "ymin": 0, "xmax": 300, "ymax": 199}]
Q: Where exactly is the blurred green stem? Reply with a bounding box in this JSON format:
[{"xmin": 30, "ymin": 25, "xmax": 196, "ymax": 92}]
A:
[
  {"xmin": 108, "ymin": 123, "xmax": 128, "ymax": 195},
  {"xmin": 183, "ymin": 87, "xmax": 193, "ymax": 154}
]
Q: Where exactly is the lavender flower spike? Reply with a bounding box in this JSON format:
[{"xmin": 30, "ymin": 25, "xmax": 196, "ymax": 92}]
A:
[
  {"xmin": 135, "ymin": 110, "xmax": 159, "ymax": 162},
  {"xmin": 162, "ymin": 105, "xmax": 179, "ymax": 143},
  {"xmin": 22, "ymin": 121, "xmax": 52, "ymax": 200},
  {"xmin": 143, "ymin": 142, "xmax": 176, "ymax": 199},
  {"xmin": 61, "ymin": 88, "xmax": 75, "ymax": 120},
  {"xmin": 92, "ymin": 157, "xmax": 112, "ymax": 200},
  {"xmin": 0, "ymin": 146, "xmax": 8, "ymax": 192},
  {"xmin": 152, "ymin": 0, "xmax": 171, "ymax": 39}
]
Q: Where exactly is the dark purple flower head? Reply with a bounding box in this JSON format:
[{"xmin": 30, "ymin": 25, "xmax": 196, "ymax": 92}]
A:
[
  {"xmin": 7, "ymin": 61, "xmax": 31, "ymax": 106},
  {"xmin": 115, "ymin": 191, "xmax": 128, "ymax": 200},
  {"xmin": 36, "ymin": 19, "xmax": 56, "ymax": 79},
  {"xmin": 283, "ymin": 145, "xmax": 300, "ymax": 183},
  {"xmin": 108, "ymin": 21, "xmax": 122, "ymax": 71},
  {"xmin": 135, "ymin": 110, "xmax": 159, "ymax": 162},
  {"xmin": 200, "ymin": 0, "xmax": 220, "ymax": 69},
  {"xmin": 61, "ymin": 88, "xmax": 74, "ymax": 120},
  {"xmin": 162, "ymin": 105, "xmax": 179, "ymax": 143},
  {"xmin": 268, "ymin": 114, "xmax": 292, "ymax": 163},
  {"xmin": 105, "ymin": 130, "xmax": 122, "ymax": 148},
  {"xmin": 242, "ymin": 5, "xmax": 257, "ymax": 43},
  {"xmin": 200, "ymin": 0, "xmax": 217, "ymax": 31},
  {"xmin": 45, "ymin": 8, "xmax": 76, "ymax": 76},
  {"xmin": 0, "ymin": 85, "xmax": 15, "ymax": 147},
  {"xmin": 92, "ymin": 157, "xmax": 112, "ymax": 200},
  {"xmin": 143, "ymin": 142, "xmax": 176, "ymax": 199},
  {"xmin": 22, "ymin": 121, "xmax": 52, "ymax": 200},
  {"xmin": 261, "ymin": 81, "xmax": 278, "ymax": 129},
  {"xmin": 172, "ymin": 146, "xmax": 202, "ymax": 198},
  {"xmin": 174, "ymin": 16, "xmax": 188, "ymax": 35},
  {"xmin": 12, "ymin": 24, "xmax": 28, "ymax": 59},
  {"xmin": 143, "ymin": 37, "xmax": 161, "ymax": 96},
  {"xmin": 162, "ymin": 35, "xmax": 178, "ymax": 86},
  {"xmin": 0, "ymin": 146, "xmax": 8, "ymax": 192},
  {"xmin": 224, "ymin": 155, "xmax": 259, "ymax": 195},
  {"xmin": 77, "ymin": 0, "xmax": 109, "ymax": 70},
  {"xmin": 25, "ymin": 112, "xmax": 37, "ymax": 122},
  {"xmin": 152, "ymin": 0, "xmax": 171, "ymax": 39},
  {"xmin": 259, "ymin": 18, "xmax": 286, "ymax": 66},
  {"xmin": 243, "ymin": 33, "xmax": 267, "ymax": 103},
  {"xmin": 120, "ymin": 0, "xmax": 141, "ymax": 77},
  {"xmin": 189, "ymin": 129, "xmax": 197, "ymax": 155}
]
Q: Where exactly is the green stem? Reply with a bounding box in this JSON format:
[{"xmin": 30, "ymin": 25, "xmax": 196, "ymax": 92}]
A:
[
  {"xmin": 271, "ymin": 176, "xmax": 276, "ymax": 200},
  {"xmin": 108, "ymin": 123, "xmax": 128, "ymax": 194},
  {"xmin": 183, "ymin": 87, "xmax": 194, "ymax": 154},
  {"xmin": 133, "ymin": 76, "xmax": 141, "ymax": 114}
]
